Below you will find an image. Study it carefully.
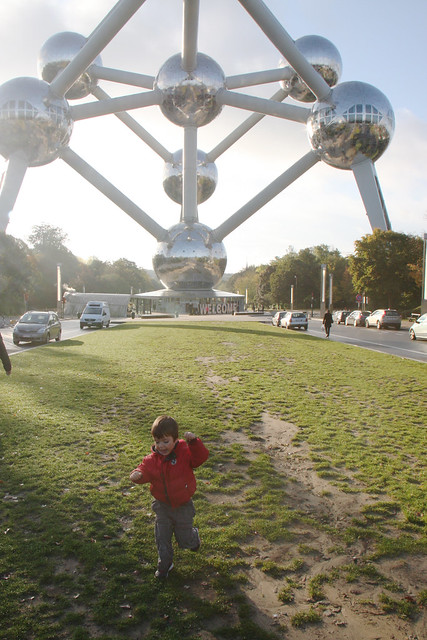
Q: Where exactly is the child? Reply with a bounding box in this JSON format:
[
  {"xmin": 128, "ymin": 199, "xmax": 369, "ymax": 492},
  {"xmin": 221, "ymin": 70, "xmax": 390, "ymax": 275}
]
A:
[{"xmin": 130, "ymin": 415, "xmax": 209, "ymax": 579}]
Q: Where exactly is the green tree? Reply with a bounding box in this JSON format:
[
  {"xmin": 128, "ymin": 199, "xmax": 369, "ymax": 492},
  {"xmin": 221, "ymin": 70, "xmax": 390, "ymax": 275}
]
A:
[
  {"xmin": 27, "ymin": 224, "xmax": 80, "ymax": 309},
  {"xmin": 74, "ymin": 257, "xmax": 158, "ymax": 294},
  {"xmin": 0, "ymin": 234, "xmax": 33, "ymax": 315},
  {"xmin": 255, "ymin": 263, "xmax": 274, "ymax": 309},
  {"xmin": 262, "ymin": 246, "xmax": 352, "ymax": 311},
  {"xmin": 226, "ymin": 266, "xmax": 258, "ymax": 308},
  {"xmin": 348, "ymin": 230, "xmax": 423, "ymax": 310}
]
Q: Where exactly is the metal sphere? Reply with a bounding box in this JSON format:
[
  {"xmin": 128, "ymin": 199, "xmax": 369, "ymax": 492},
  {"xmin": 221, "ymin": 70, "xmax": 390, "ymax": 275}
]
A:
[
  {"xmin": 155, "ymin": 53, "xmax": 225, "ymax": 127},
  {"xmin": 38, "ymin": 32, "xmax": 102, "ymax": 100},
  {"xmin": 307, "ymin": 81, "xmax": 394, "ymax": 170},
  {"xmin": 163, "ymin": 149, "xmax": 218, "ymax": 204},
  {"xmin": 0, "ymin": 77, "xmax": 73, "ymax": 166},
  {"xmin": 279, "ymin": 35, "xmax": 342, "ymax": 103},
  {"xmin": 153, "ymin": 222, "xmax": 227, "ymax": 290}
]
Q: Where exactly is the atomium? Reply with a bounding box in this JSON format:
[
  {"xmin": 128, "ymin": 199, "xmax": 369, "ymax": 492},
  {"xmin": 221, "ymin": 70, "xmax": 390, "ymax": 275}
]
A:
[{"xmin": 0, "ymin": 0, "xmax": 395, "ymax": 292}]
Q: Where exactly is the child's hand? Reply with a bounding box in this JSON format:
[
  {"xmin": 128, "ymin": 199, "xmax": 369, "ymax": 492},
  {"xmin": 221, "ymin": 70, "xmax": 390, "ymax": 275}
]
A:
[
  {"xmin": 130, "ymin": 470, "xmax": 143, "ymax": 483},
  {"xmin": 184, "ymin": 431, "xmax": 197, "ymax": 443}
]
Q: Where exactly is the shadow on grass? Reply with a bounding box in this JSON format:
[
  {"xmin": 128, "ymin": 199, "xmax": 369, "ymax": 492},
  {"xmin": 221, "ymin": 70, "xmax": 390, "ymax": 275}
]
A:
[{"xmin": 116, "ymin": 321, "xmax": 318, "ymax": 340}]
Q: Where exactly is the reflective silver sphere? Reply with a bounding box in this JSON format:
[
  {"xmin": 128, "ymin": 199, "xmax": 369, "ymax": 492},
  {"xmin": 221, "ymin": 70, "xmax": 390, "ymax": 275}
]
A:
[
  {"xmin": 38, "ymin": 32, "xmax": 102, "ymax": 100},
  {"xmin": 0, "ymin": 77, "xmax": 73, "ymax": 166},
  {"xmin": 153, "ymin": 222, "xmax": 227, "ymax": 290},
  {"xmin": 155, "ymin": 53, "xmax": 225, "ymax": 127},
  {"xmin": 279, "ymin": 35, "xmax": 342, "ymax": 103},
  {"xmin": 163, "ymin": 149, "xmax": 218, "ymax": 204},
  {"xmin": 307, "ymin": 81, "xmax": 394, "ymax": 169}
]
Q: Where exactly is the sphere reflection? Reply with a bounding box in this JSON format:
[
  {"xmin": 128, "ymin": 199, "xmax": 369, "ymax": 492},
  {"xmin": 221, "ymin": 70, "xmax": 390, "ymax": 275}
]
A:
[
  {"xmin": 38, "ymin": 32, "xmax": 102, "ymax": 100},
  {"xmin": 0, "ymin": 77, "xmax": 72, "ymax": 166},
  {"xmin": 155, "ymin": 53, "xmax": 225, "ymax": 127},
  {"xmin": 307, "ymin": 81, "xmax": 394, "ymax": 169},
  {"xmin": 163, "ymin": 150, "xmax": 218, "ymax": 204},
  {"xmin": 153, "ymin": 222, "xmax": 227, "ymax": 290},
  {"xmin": 279, "ymin": 35, "xmax": 342, "ymax": 103}
]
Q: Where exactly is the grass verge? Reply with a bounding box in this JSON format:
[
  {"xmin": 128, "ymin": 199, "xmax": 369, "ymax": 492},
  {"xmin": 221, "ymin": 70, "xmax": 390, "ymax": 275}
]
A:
[{"xmin": 1, "ymin": 320, "xmax": 426, "ymax": 639}]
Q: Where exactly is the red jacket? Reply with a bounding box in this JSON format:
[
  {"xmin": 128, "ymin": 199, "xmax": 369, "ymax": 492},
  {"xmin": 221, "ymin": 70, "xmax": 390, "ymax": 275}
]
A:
[{"xmin": 132, "ymin": 438, "xmax": 209, "ymax": 508}]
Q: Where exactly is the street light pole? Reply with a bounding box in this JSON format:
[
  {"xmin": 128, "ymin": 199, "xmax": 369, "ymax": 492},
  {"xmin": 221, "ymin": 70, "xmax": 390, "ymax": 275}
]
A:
[
  {"xmin": 294, "ymin": 274, "xmax": 297, "ymax": 309},
  {"xmin": 320, "ymin": 264, "xmax": 326, "ymax": 317},
  {"xmin": 56, "ymin": 264, "xmax": 62, "ymax": 317}
]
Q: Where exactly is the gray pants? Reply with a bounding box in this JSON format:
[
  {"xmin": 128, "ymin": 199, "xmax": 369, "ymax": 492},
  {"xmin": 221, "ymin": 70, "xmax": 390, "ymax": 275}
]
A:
[{"xmin": 152, "ymin": 499, "xmax": 200, "ymax": 572}]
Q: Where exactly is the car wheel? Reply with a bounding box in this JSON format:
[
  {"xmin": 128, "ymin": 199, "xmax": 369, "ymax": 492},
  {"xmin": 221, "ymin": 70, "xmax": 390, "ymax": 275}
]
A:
[
  {"xmin": 365, "ymin": 320, "xmax": 369, "ymax": 328},
  {"xmin": 55, "ymin": 331, "xmax": 61, "ymax": 342},
  {"xmin": 376, "ymin": 321, "xmax": 382, "ymax": 330},
  {"xmin": 395, "ymin": 325, "xmax": 401, "ymax": 330},
  {"xmin": 354, "ymin": 319, "xmax": 358, "ymax": 326},
  {"xmin": 106, "ymin": 321, "xmax": 110, "ymax": 328},
  {"xmin": 409, "ymin": 329, "xmax": 416, "ymax": 340},
  {"xmin": 44, "ymin": 332, "xmax": 50, "ymax": 343},
  {"xmin": 13, "ymin": 338, "xmax": 19, "ymax": 345}
]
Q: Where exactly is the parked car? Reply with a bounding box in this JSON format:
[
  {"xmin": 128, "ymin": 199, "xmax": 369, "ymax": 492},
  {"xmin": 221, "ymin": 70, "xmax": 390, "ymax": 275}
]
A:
[
  {"xmin": 409, "ymin": 313, "xmax": 427, "ymax": 340},
  {"xmin": 333, "ymin": 310, "xmax": 350, "ymax": 324},
  {"xmin": 80, "ymin": 301, "xmax": 111, "ymax": 329},
  {"xmin": 271, "ymin": 311, "xmax": 287, "ymax": 327},
  {"xmin": 345, "ymin": 310, "xmax": 371, "ymax": 327},
  {"xmin": 365, "ymin": 309, "xmax": 401, "ymax": 330},
  {"xmin": 280, "ymin": 311, "xmax": 308, "ymax": 330},
  {"xmin": 13, "ymin": 311, "xmax": 62, "ymax": 345}
]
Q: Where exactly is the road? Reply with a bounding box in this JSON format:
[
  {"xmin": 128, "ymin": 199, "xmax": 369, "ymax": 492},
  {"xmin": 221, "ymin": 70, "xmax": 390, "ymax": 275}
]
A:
[
  {"xmin": 305, "ymin": 318, "xmax": 427, "ymax": 363},
  {"xmin": 2, "ymin": 316, "xmax": 427, "ymax": 364}
]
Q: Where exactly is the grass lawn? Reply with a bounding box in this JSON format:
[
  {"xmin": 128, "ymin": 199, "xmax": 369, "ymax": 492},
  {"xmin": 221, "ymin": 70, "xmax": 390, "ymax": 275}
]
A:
[{"xmin": 1, "ymin": 320, "xmax": 426, "ymax": 639}]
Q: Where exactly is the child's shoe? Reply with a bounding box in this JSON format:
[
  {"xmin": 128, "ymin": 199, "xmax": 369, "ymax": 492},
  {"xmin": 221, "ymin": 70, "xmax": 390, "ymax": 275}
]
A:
[
  {"xmin": 155, "ymin": 562, "xmax": 173, "ymax": 579},
  {"xmin": 190, "ymin": 528, "xmax": 201, "ymax": 552}
]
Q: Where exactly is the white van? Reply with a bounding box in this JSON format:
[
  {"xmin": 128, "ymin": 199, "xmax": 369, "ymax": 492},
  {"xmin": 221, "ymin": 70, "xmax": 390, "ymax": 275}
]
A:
[{"xmin": 80, "ymin": 301, "xmax": 111, "ymax": 329}]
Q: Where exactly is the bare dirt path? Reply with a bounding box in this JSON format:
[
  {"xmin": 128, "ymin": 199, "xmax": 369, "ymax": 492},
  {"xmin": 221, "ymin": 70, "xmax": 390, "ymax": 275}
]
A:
[{"xmin": 210, "ymin": 413, "xmax": 426, "ymax": 640}]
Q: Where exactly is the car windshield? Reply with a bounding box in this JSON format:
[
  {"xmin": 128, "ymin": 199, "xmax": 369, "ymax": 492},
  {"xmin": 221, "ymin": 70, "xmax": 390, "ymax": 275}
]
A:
[
  {"xmin": 20, "ymin": 312, "xmax": 48, "ymax": 324},
  {"xmin": 385, "ymin": 310, "xmax": 399, "ymax": 316},
  {"xmin": 292, "ymin": 313, "xmax": 306, "ymax": 318},
  {"xmin": 85, "ymin": 308, "xmax": 102, "ymax": 315}
]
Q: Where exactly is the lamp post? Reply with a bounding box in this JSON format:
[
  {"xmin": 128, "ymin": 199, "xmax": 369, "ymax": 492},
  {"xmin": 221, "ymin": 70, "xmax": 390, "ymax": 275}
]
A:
[
  {"xmin": 294, "ymin": 275, "xmax": 297, "ymax": 309},
  {"xmin": 422, "ymin": 233, "xmax": 427, "ymax": 314},
  {"xmin": 56, "ymin": 263, "xmax": 62, "ymax": 317},
  {"xmin": 320, "ymin": 264, "xmax": 326, "ymax": 317},
  {"xmin": 329, "ymin": 273, "xmax": 333, "ymax": 311},
  {"xmin": 290, "ymin": 284, "xmax": 294, "ymax": 310}
]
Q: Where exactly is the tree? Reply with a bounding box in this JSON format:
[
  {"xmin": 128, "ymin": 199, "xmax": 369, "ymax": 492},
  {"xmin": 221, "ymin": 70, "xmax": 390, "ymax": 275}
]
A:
[
  {"xmin": 226, "ymin": 266, "xmax": 258, "ymax": 308},
  {"xmin": 28, "ymin": 224, "xmax": 68, "ymax": 250},
  {"xmin": 348, "ymin": 230, "xmax": 423, "ymax": 311},
  {"xmin": 27, "ymin": 224, "xmax": 80, "ymax": 309},
  {"xmin": 0, "ymin": 234, "xmax": 33, "ymax": 314}
]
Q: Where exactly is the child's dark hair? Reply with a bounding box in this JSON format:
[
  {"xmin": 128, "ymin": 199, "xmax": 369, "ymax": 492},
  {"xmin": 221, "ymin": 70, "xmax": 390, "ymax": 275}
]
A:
[{"xmin": 151, "ymin": 415, "xmax": 179, "ymax": 440}]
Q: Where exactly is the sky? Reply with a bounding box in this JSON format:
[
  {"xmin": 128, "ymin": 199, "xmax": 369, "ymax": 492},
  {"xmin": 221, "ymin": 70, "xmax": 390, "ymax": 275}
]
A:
[{"xmin": 0, "ymin": 0, "xmax": 426, "ymax": 275}]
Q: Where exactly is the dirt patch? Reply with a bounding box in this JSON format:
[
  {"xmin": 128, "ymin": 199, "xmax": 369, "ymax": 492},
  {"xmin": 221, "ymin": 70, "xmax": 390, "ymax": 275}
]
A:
[{"xmin": 209, "ymin": 413, "xmax": 426, "ymax": 640}]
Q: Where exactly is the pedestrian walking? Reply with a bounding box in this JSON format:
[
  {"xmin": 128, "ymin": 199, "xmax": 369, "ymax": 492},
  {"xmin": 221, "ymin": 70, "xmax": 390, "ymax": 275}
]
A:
[{"xmin": 323, "ymin": 309, "xmax": 333, "ymax": 338}]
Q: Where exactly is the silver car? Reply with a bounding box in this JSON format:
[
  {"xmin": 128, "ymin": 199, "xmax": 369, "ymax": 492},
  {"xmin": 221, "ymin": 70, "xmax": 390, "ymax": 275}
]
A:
[
  {"xmin": 271, "ymin": 311, "xmax": 287, "ymax": 327},
  {"xmin": 409, "ymin": 313, "xmax": 427, "ymax": 340},
  {"xmin": 280, "ymin": 311, "xmax": 308, "ymax": 330},
  {"xmin": 365, "ymin": 309, "xmax": 401, "ymax": 330},
  {"xmin": 345, "ymin": 310, "xmax": 371, "ymax": 327},
  {"xmin": 13, "ymin": 311, "xmax": 62, "ymax": 345}
]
